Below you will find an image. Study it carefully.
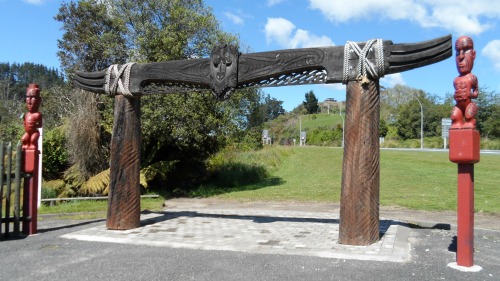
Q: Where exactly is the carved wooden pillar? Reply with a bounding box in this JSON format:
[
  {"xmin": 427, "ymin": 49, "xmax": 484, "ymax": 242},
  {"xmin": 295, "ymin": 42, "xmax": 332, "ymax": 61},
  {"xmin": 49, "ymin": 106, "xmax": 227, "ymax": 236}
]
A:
[
  {"xmin": 339, "ymin": 79, "xmax": 380, "ymax": 245},
  {"xmin": 107, "ymin": 95, "xmax": 141, "ymax": 230}
]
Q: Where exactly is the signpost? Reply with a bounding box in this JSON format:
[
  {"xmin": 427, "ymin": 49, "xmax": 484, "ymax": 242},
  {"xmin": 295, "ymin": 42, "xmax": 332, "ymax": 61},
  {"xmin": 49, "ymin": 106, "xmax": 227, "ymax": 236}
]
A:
[{"xmin": 442, "ymin": 118, "xmax": 451, "ymax": 149}]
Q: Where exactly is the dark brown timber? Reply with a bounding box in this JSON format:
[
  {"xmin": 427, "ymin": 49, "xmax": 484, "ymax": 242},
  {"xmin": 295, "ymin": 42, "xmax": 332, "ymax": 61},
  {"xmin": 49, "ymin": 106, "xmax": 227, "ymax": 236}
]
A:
[
  {"xmin": 339, "ymin": 79, "xmax": 380, "ymax": 245},
  {"xmin": 107, "ymin": 95, "xmax": 141, "ymax": 230}
]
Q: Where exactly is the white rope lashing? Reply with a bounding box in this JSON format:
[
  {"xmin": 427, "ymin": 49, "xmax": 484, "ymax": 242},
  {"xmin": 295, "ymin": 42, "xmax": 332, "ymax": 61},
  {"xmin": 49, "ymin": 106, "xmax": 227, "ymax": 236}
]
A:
[
  {"xmin": 105, "ymin": 62, "xmax": 136, "ymax": 96},
  {"xmin": 343, "ymin": 39, "xmax": 384, "ymax": 84}
]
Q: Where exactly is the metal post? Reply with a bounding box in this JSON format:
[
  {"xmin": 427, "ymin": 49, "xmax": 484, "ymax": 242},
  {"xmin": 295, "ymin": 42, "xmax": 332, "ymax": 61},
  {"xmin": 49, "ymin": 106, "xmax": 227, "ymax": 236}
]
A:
[{"xmin": 411, "ymin": 94, "xmax": 424, "ymax": 149}]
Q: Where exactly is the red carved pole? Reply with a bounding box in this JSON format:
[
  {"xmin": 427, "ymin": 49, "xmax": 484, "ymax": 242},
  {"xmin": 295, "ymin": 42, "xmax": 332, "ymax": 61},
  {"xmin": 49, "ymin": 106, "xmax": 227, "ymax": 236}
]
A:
[
  {"xmin": 448, "ymin": 36, "xmax": 480, "ymax": 268},
  {"xmin": 21, "ymin": 83, "xmax": 43, "ymax": 235}
]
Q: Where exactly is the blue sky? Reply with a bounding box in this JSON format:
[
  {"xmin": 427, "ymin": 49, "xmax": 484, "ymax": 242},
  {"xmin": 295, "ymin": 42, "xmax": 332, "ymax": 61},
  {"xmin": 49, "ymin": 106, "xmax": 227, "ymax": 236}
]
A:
[{"xmin": 1, "ymin": 0, "xmax": 500, "ymax": 111}]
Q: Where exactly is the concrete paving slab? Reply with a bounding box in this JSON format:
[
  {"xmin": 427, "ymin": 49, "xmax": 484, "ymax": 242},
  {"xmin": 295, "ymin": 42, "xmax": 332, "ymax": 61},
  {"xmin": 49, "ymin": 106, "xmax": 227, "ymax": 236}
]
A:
[{"xmin": 61, "ymin": 207, "xmax": 411, "ymax": 262}]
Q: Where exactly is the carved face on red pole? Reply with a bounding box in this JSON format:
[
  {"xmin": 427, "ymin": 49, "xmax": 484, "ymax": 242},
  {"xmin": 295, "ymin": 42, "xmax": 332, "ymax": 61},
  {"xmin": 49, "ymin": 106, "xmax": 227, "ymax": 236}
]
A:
[
  {"xmin": 22, "ymin": 83, "xmax": 43, "ymax": 150},
  {"xmin": 455, "ymin": 36, "xmax": 476, "ymax": 76},
  {"xmin": 26, "ymin": 83, "xmax": 41, "ymax": 113}
]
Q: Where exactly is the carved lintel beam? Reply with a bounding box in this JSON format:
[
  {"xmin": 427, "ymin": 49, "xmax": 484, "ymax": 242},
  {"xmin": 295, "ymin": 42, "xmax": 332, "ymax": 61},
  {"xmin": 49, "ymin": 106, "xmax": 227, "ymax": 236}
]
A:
[{"xmin": 74, "ymin": 35, "xmax": 451, "ymax": 97}]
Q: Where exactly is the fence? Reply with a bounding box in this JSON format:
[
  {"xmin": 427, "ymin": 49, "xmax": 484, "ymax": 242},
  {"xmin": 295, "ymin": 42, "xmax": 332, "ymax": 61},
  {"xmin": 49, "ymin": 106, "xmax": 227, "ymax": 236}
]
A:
[{"xmin": 0, "ymin": 141, "xmax": 31, "ymax": 239}]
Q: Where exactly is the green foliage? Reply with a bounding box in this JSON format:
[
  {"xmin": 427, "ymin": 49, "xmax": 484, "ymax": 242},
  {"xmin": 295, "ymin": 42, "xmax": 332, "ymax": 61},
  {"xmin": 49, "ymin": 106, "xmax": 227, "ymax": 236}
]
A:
[
  {"xmin": 190, "ymin": 146, "xmax": 292, "ymax": 197},
  {"xmin": 307, "ymin": 125, "xmax": 343, "ymax": 146},
  {"xmin": 394, "ymin": 89, "xmax": 449, "ymax": 140},
  {"xmin": 42, "ymin": 126, "xmax": 69, "ymax": 180},
  {"xmin": 246, "ymin": 93, "xmax": 285, "ymax": 128},
  {"xmin": 237, "ymin": 127, "xmax": 264, "ymax": 151},
  {"xmin": 475, "ymin": 89, "xmax": 500, "ymax": 138},
  {"xmin": 55, "ymin": 0, "xmax": 127, "ymax": 185},
  {"xmin": 379, "ymin": 119, "xmax": 388, "ymax": 137},
  {"xmin": 480, "ymin": 138, "xmax": 500, "ymax": 150},
  {"xmin": 55, "ymin": 0, "xmax": 128, "ymax": 74},
  {"xmin": 0, "ymin": 62, "xmax": 66, "ymax": 141},
  {"xmin": 303, "ymin": 90, "xmax": 319, "ymax": 114},
  {"xmin": 42, "ymin": 180, "xmax": 66, "ymax": 199},
  {"xmin": 108, "ymin": 0, "xmax": 237, "ymax": 62},
  {"xmin": 263, "ymin": 112, "xmax": 344, "ymax": 146}
]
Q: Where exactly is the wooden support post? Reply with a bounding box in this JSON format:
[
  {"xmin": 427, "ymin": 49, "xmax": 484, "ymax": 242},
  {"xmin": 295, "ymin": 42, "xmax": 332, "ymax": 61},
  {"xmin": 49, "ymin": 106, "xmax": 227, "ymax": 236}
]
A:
[
  {"xmin": 339, "ymin": 79, "xmax": 380, "ymax": 245},
  {"xmin": 107, "ymin": 95, "xmax": 141, "ymax": 230}
]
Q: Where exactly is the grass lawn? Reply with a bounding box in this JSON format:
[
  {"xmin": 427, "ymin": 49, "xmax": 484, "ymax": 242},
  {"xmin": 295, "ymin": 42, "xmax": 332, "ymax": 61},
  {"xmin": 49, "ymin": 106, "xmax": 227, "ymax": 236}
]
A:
[
  {"xmin": 208, "ymin": 146, "xmax": 500, "ymax": 214},
  {"xmin": 37, "ymin": 197, "xmax": 165, "ymax": 217},
  {"xmin": 32, "ymin": 146, "xmax": 500, "ymax": 216}
]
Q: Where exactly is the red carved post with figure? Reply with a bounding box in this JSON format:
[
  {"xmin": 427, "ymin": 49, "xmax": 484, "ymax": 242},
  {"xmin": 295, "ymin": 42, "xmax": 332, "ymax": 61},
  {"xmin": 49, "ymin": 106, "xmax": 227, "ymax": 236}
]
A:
[
  {"xmin": 21, "ymin": 83, "xmax": 42, "ymax": 235},
  {"xmin": 448, "ymin": 36, "xmax": 481, "ymax": 271}
]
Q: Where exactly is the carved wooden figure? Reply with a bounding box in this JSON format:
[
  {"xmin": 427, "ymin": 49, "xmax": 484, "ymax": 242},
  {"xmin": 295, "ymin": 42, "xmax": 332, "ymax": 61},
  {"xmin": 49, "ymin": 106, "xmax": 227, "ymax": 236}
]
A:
[
  {"xmin": 21, "ymin": 83, "xmax": 42, "ymax": 235},
  {"xmin": 21, "ymin": 84, "xmax": 43, "ymax": 150},
  {"xmin": 74, "ymin": 36, "xmax": 452, "ymax": 245},
  {"xmin": 451, "ymin": 36, "xmax": 478, "ymax": 129},
  {"xmin": 448, "ymin": 36, "xmax": 481, "ymax": 269}
]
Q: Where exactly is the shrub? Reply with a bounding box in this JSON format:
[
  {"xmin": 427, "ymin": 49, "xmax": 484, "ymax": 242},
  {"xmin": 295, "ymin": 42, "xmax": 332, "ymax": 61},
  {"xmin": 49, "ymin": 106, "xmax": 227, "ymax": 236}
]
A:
[{"xmin": 42, "ymin": 127, "xmax": 69, "ymax": 180}]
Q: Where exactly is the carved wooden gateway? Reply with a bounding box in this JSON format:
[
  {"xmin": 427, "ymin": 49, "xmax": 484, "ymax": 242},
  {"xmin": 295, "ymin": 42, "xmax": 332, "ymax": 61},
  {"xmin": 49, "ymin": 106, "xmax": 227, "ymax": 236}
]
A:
[{"xmin": 75, "ymin": 35, "xmax": 452, "ymax": 245}]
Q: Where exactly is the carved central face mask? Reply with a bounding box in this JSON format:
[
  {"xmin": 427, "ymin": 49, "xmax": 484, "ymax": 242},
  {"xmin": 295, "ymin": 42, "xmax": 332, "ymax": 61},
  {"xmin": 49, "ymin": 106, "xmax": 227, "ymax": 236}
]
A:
[{"xmin": 210, "ymin": 44, "xmax": 238, "ymax": 100}]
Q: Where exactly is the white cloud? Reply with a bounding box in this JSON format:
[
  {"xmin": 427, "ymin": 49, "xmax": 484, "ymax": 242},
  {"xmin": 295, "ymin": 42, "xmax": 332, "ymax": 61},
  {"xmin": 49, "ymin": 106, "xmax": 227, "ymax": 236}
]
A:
[
  {"xmin": 381, "ymin": 73, "xmax": 406, "ymax": 87},
  {"xmin": 267, "ymin": 0, "xmax": 285, "ymax": 6},
  {"xmin": 23, "ymin": 0, "xmax": 45, "ymax": 5},
  {"xmin": 308, "ymin": 0, "xmax": 500, "ymax": 35},
  {"xmin": 264, "ymin": 17, "xmax": 334, "ymax": 49},
  {"xmin": 322, "ymin": 83, "xmax": 346, "ymax": 91},
  {"xmin": 224, "ymin": 12, "xmax": 244, "ymax": 25},
  {"xmin": 482, "ymin": 40, "xmax": 500, "ymax": 71}
]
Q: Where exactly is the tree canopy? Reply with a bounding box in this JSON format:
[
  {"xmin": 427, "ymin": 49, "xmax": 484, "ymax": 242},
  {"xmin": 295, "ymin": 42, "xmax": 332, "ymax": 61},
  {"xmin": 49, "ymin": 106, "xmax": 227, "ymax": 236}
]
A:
[
  {"xmin": 54, "ymin": 0, "xmax": 266, "ymax": 192},
  {"xmin": 303, "ymin": 90, "xmax": 319, "ymax": 114}
]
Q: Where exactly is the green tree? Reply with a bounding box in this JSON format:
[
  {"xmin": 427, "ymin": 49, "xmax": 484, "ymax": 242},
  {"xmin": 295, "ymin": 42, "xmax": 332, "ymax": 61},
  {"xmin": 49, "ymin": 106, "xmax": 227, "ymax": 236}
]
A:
[
  {"xmin": 55, "ymin": 0, "xmax": 128, "ymax": 180},
  {"xmin": 474, "ymin": 88, "xmax": 500, "ymax": 138},
  {"xmin": 0, "ymin": 62, "xmax": 66, "ymax": 142},
  {"xmin": 379, "ymin": 119, "xmax": 388, "ymax": 138},
  {"xmin": 55, "ymin": 0, "xmax": 128, "ymax": 75},
  {"xmin": 247, "ymin": 93, "xmax": 285, "ymax": 128},
  {"xmin": 395, "ymin": 90, "xmax": 446, "ymax": 140},
  {"xmin": 303, "ymin": 90, "xmax": 319, "ymax": 114}
]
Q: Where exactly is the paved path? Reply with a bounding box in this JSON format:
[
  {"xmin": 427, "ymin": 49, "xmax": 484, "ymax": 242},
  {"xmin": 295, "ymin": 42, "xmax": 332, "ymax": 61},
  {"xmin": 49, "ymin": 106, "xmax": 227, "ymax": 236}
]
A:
[{"xmin": 61, "ymin": 207, "xmax": 410, "ymax": 262}]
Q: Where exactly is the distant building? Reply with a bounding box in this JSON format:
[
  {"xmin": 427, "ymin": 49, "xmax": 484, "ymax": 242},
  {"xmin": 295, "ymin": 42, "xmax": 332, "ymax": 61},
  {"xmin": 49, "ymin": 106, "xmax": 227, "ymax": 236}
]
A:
[{"xmin": 324, "ymin": 98, "xmax": 337, "ymax": 102}]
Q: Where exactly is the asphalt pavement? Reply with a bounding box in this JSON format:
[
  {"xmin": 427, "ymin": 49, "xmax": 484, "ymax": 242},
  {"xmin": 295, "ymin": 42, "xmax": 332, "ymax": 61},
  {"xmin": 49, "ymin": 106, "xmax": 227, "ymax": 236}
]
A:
[{"xmin": 1, "ymin": 198, "xmax": 499, "ymax": 281}]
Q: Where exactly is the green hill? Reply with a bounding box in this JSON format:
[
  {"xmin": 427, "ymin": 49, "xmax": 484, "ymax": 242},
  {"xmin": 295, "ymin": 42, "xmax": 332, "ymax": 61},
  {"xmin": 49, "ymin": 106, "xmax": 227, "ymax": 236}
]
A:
[
  {"xmin": 299, "ymin": 113, "xmax": 344, "ymax": 130},
  {"xmin": 264, "ymin": 112, "xmax": 345, "ymax": 146}
]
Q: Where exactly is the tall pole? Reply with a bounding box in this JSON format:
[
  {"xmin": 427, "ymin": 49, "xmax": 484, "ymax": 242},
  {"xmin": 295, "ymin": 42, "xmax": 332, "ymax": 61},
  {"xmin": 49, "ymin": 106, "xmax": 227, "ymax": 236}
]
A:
[
  {"xmin": 411, "ymin": 94, "xmax": 424, "ymax": 149},
  {"xmin": 107, "ymin": 95, "xmax": 141, "ymax": 230},
  {"xmin": 448, "ymin": 36, "xmax": 481, "ymax": 271},
  {"xmin": 339, "ymin": 79, "xmax": 380, "ymax": 245}
]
